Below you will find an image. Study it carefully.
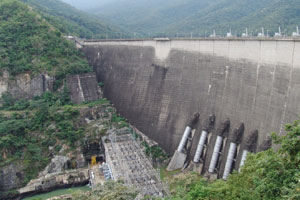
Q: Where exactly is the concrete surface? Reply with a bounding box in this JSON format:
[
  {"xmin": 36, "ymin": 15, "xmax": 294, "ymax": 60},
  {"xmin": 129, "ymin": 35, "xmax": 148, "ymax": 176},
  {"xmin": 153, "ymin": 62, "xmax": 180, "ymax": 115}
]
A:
[
  {"xmin": 167, "ymin": 150, "xmax": 187, "ymax": 171},
  {"xmin": 82, "ymin": 38, "xmax": 300, "ymax": 177},
  {"xmin": 66, "ymin": 73, "xmax": 100, "ymax": 104}
]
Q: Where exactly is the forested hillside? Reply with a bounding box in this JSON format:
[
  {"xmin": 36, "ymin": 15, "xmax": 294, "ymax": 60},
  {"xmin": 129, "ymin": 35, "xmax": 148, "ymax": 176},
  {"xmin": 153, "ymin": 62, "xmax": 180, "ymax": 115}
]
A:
[
  {"xmin": 0, "ymin": 0, "xmax": 92, "ymax": 89},
  {"xmin": 61, "ymin": 0, "xmax": 113, "ymax": 10},
  {"xmin": 0, "ymin": 1, "xmax": 114, "ymax": 198},
  {"xmin": 87, "ymin": 0, "xmax": 300, "ymax": 37},
  {"xmin": 22, "ymin": 0, "xmax": 122, "ymax": 39},
  {"xmin": 0, "ymin": 0, "xmax": 91, "ymax": 162}
]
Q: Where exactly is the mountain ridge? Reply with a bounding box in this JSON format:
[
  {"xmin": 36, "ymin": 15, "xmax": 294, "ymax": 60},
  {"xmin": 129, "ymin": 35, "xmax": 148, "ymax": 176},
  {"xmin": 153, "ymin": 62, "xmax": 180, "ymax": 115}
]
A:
[
  {"xmin": 85, "ymin": 0, "xmax": 300, "ymax": 37},
  {"xmin": 22, "ymin": 0, "xmax": 123, "ymax": 39}
]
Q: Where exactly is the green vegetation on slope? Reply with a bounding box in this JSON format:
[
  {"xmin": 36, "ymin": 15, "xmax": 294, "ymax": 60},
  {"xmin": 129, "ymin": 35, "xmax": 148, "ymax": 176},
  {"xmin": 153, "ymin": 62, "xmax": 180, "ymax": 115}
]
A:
[
  {"xmin": 0, "ymin": 1, "xmax": 95, "ymax": 197},
  {"xmin": 165, "ymin": 121, "xmax": 300, "ymax": 200},
  {"xmin": 89, "ymin": 0, "xmax": 300, "ymax": 37},
  {"xmin": 0, "ymin": 0, "xmax": 91, "ymax": 88},
  {"xmin": 73, "ymin": 181, "xmax": 138, "ymax": 200},
  {"xmin": 61, "ymin": 0, "xmax": 114, "ymax": 12},
  {"xmin": 0, "ymin": 90, "xmax": 116, "ymax": 197},
  {"xmin": 22, "ymin": 0, "xmax": 124, "ymax": 39},
  {"xmin": 0, "ymin": 91, "xmax": 82, "ymax": 183},
  {"xmin": 0, "ymin": 0, "xmax": 131, "ymax": 199},
  {"xmin": 0, "ymin": 89, "xmax": 133, "ymax": 199},
  {"xmin": 69, "ymin": 119, "xmax": 300, "ymax": 200}
]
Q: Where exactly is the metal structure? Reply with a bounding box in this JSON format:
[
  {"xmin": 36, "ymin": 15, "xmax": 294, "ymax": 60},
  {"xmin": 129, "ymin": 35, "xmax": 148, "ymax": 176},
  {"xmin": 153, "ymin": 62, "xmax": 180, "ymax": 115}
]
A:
[
  {"xmin": 208, "ymin": 119, "xmax": 230, "ymax": 173},
  {"xmin": 226, "ymin": 29, "xmax": 233, "ymax": 37},
  {"xmin": 102, "ymin": 129, "xmax": 166, "ymax": 198},
  {"xmin": 292, "ymin": 26, "xmax": 299, "ymax": 37},
  {"xmin": 177, "ymin": 127, "xmax": 192, "ymax": 152},
  {"xmin": 193, "ymin": 130, "xmax": 208, "ymax": 163},
  {"xmin": 275, "ymin": 27, "xmax": 282, "ymax": 37},
  {"xmin": 258, "ymin": 27, "xmax": 265, "ymax": 37},
  {"xmin": 210, "ymin": 29, "xmax": 216, "ymax": 37},
  {"xmin": 193, "ymin": 115, "xmax": 215, "ymax": 163},
  {"xmin": 242, "ymin": 28, "xmax": 249, "ymax": 37},
  {"xmin": 222, "ymin": 123, "xmax": 244, "ymax": 180},
  {"xmin": 239, "ymin": 130, "xmax": 258, "ymax": 171}
]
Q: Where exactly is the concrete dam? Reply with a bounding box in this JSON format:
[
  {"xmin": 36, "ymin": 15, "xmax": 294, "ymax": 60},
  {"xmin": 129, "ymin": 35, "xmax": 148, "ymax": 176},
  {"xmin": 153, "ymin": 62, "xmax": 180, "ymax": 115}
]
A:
[{"xmin": 81, "ymin": 38, "xmax": 300, "ymax": 177}]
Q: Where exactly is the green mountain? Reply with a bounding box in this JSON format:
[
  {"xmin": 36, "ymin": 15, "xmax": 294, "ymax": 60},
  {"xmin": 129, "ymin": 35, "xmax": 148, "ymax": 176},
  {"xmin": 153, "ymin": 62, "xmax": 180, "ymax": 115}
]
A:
[
  {"xmin": 0, "ymin": 0, "xmax": 92, "ymax": 89},
  {"xmin": 88, "ymin": 0, "xmax": 300, "ymax": 37},
  {"xmin": 60, "ymin": 0, "xmax": 113, "ymax": 10},
  {"xmin": 0, "ymin": 1, "xmax": 117, "ymax": 198},
  {"xmin": 22, "ymin": 0, "xmax": 122, "ymax": 39}
]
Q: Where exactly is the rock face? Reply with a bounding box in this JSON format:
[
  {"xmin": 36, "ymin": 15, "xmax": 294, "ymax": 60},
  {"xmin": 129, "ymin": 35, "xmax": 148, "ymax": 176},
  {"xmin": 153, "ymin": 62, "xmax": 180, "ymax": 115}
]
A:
[
  {"xmin": 19, "ymin": 168, "xmax": 89, "ymax": 197},
  {"xmin": 39, "ymin": 156, "xmax": 70, "ymax": 176},
  {"xmin": 0, "ymin": 77, "xmax": 108, "ymax": 199},
  {"xmin": 0, "ymin": 164, "xmax": 24, "ymax": 192},
  {"xmin": 0, "ymin": 71, "xmax": 53, "ymax": 98},
  {"xmin": 17, "ymin": 153, "xmax": 89, "ymax": 197},
  {"xmin": 66, "ymin": 72, "xmax": 101, "ymax": 104},
  {"xmin": 0, "ymin": 102, "xmax": 112, "ymax": 199},
  {"xmin": 0, "ymin": 157, "xmax": 88, "ymax": 199}
]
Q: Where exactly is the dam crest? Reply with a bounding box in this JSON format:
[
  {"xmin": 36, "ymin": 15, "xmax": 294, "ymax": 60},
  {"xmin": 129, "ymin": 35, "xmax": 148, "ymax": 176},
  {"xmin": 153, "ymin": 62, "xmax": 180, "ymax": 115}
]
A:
[{"xmin": 80, "ymin": 38, "xmax": 300, "ymax": 177}]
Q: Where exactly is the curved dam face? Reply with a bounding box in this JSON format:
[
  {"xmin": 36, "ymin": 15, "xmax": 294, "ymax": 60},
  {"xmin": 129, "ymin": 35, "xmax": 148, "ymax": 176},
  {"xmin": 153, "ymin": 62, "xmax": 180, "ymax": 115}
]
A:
[{"xmin": 82, "ymin": 38, "xmax": 300, "ymax": 172}]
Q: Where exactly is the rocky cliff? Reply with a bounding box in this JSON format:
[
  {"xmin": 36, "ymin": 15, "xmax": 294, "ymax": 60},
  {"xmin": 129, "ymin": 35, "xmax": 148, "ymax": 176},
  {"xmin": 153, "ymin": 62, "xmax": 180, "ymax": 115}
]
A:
[
  {"xmin": 0, "ymin": 102, "xmax": 111, "ymax": 199},
  {"xmin": 0, "ymin": 71, "xmax": 53, "ymax": 99}
]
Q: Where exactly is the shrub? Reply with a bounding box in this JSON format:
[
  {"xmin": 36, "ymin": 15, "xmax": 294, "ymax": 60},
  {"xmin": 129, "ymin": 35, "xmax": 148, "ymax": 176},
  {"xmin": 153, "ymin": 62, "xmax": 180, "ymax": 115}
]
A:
[
  {"xmin": 98, "ymin": 82, "xmax": 104, "ymax": 87},
  {"xmin": 167, "ymin": 119, "xmax": 300, "ymax": 200},
  {"xmin": 73, "ymin": 181, "xmax": 138, "ymax": 200},
  {"xmin": 0, "ymin": 92, "xmax": 15, "ymax": 108}
]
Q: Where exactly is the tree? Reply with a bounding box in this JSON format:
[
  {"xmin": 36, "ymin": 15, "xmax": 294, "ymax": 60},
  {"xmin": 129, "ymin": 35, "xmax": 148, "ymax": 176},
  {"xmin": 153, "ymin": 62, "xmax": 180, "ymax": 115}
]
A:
[{"xmin": 168, "ymin": 119, "xmax": 300, "ymax": 200}]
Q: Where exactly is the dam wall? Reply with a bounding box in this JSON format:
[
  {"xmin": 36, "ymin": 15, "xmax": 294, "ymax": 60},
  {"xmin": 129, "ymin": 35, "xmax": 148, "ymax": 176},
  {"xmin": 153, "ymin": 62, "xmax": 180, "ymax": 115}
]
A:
[{"xmin": 82, "ymin": 38, "xmax": 300, "ymax": 175}]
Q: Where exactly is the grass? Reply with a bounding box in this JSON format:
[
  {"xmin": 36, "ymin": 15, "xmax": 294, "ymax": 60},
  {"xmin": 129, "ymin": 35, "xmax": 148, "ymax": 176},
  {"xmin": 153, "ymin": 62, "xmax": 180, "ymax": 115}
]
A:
[
  {"xmin": 87, "ymin": 98, "xmax": 110, "ymax": 107},
  {"xmin": 160, "ymin": 166, "xmax": 181, "ymax": 181}
]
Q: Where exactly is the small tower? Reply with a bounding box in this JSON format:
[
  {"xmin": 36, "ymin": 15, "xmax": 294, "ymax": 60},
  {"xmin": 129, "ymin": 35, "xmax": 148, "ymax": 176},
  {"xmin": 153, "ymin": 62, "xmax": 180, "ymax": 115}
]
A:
[
  {"xmin": 258, "ymin": 27, "xmax": 265, "ymax": 37},
  {"xmin": 274, "ymin": 27, "xmax": 282, "ymax": 37},
  {"xmin": 242, "ymin": 28, "xmax": 249, "ymax": 37},
  {"xmin": 292, "ymin": 26, "xmax": 300, "ymax": 37},
  {"xmin": 210, "ymin": 29, "xmax": 216, "ymax": 37},
  {"xmin": 226, "ymin": 29, "xmax": 233, "ymax": 37}
]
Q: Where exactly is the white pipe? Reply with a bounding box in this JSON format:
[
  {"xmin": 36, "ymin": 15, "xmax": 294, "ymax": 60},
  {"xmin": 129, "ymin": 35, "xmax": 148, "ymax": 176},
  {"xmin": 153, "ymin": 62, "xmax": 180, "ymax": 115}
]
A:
[
  {"xmin": 193, "ymin": 130, "xmax": 208, "ymax": 163},
  {"xmin": 208, "ymin": 136, "xmax": 223, "ymax": 173},
  {"xmin": 177, "ymin": 126, "xmax": 192, "ymax": 152},
  {"xmin": 222, "ymin": 142, "xmax": 237, "ymax": 180},
  {"xmin": 279, "ymin": 26, "xmax": 281, "ymax": 34},
  {"xmin": 239, "ymin": 150, "xmax": 249, "ymax": 172}
]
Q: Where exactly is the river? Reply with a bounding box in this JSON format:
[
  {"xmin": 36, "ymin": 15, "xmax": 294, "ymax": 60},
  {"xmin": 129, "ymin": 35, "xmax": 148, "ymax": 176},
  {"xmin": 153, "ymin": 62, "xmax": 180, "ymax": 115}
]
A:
[{"xmin": 22, "ymin": 185, "xmax": 90, "ymax": 200}]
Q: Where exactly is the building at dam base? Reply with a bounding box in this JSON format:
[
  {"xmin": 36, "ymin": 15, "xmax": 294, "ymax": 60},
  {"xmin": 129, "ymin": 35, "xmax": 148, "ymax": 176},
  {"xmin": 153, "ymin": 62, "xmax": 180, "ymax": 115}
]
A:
[{"xmin": 81, "ymin": 38, "xmax": 300, "ymax": 177}]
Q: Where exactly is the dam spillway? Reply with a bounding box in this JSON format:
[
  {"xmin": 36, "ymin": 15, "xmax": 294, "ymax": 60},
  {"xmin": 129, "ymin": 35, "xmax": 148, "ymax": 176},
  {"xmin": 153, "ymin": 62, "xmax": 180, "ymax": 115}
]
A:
[{"xmin": 81, "ymin": 38, "xmax": 300, "ymax": 174}]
